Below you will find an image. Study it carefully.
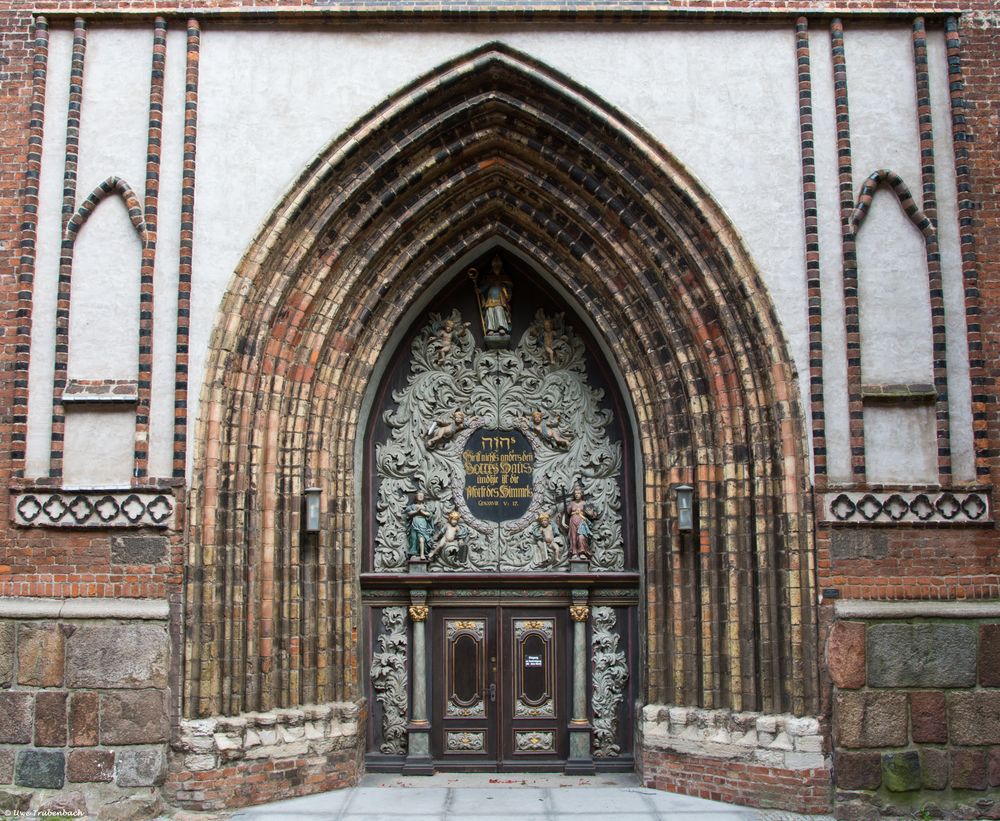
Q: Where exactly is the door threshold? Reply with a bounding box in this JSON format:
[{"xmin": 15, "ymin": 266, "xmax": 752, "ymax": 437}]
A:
[{"xmin": 361, "ymin": 771, "xmax": 641, "ymax": 788}]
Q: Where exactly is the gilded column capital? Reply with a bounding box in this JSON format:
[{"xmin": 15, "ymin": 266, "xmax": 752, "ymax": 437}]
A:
[
  {"xmin": 408, "ymin": 604, "xmax": 429, "ymax": 622},
  {"xmin": 569, "ymin": 605, "xmax": 590, "ymax": 622}
]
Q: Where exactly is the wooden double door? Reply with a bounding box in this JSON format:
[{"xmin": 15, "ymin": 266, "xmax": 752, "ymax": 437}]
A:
[{"xmin": 432, "ymin": 606, "xmax": 569, "ymax": 769}]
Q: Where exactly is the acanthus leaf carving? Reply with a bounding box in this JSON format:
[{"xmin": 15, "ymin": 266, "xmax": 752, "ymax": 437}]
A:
[
  {"xmin": 370, "ymin": 607, "xmax": 408, "ymax": 754},
  {"xmin": 374, "ymin": 307, "xmax": 624, "ymax": 573},
  {"xmin": 591, "ymin": 605, "xmax": 628, "ymax": 758}
]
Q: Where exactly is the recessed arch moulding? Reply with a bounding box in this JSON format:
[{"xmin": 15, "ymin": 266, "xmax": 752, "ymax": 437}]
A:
[{"xmin": 184, "ymin": 44, "xmax": 817, "ymax": 739}]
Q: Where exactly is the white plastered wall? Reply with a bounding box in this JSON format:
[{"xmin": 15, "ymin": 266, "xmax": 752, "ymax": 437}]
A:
[{"xmin": 24, "ymin": 21, "xmax": 976, "ymax": 489}]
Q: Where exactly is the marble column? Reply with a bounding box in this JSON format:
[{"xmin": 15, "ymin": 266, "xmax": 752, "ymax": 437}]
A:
[
  {"xmin": 403, "ymin": 591, "xmax": 434, "ymax": 774},
  {"xmin": 565, "ymin": 590, "xmax": 595, "ymax": 775}
]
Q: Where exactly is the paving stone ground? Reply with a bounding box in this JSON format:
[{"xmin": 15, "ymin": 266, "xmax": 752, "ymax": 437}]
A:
[{"xmin": 195, "ymin": 773, "xmax": 836, "ymax": 821}]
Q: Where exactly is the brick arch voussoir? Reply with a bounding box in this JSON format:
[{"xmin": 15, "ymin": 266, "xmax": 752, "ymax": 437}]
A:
[{"xmin": 64, "ymin": 175, "xmax": 148, "ymax": 244}]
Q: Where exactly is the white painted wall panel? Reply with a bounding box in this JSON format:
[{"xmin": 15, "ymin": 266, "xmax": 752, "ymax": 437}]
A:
[
  {"xmin": 67, "ymin": 195, "xmax": 142, "ymax": 380},
  {"xmin": 63, "ymin": 408, "xmax": 136, "ymax": 487},
  {"xmin": 76, "ymin": 28, "xmax": 151, "ymax": 210},
  {"xmin": 856, "ymin": 187, "xmax": 933, "ymax": 384},
  {"xmin": 864, "ymin": 404, "xmax": 937, "ymax": 485},
  {"xmin": 25, "ymin": 27, "xmax": 73, "ymax": 479}
]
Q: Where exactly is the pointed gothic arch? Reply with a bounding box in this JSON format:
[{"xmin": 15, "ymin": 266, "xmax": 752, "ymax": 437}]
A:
[{"xmin": 183, "ymin": 42, "xmax": 817, "ymax": 723}]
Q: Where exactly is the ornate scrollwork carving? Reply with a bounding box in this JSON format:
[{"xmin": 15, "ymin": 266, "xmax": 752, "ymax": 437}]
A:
[
  {"xmin": 446, "ymin": 731, "xmax": 485, "ymax": 751},
  {"xmin": 370, "ymin": 607, "xmax": 408, "ymax": 754},
  {"xmin": 374, "ymin": 307, "xmax": 623, "ymax": 572},
  {"xmin": 591, "ymin": 606, "xmax": 628, "ymax": 758},
  {"xmin": 515, "ymin": 730, "xmax": 555, "ymax": 751}
]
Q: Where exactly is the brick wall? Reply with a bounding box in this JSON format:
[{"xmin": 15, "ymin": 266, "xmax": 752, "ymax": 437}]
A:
[
  {"xmin": 164, "ymin": 702, "xmax": 365, "ymax": 811},
  {"xmin": 640, "ymin": 705, "xmax": 832, "ymax": 814}
]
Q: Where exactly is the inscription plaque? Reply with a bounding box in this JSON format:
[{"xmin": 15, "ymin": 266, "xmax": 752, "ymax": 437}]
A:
[{"xmin": 463, "ymin": 429, "xmax": 534, "ymax": 521}]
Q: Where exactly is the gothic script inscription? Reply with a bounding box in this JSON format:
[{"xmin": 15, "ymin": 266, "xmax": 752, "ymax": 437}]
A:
[{"xmin": 463, "ymin": 429, "xmax": 534, "ymax": 521}]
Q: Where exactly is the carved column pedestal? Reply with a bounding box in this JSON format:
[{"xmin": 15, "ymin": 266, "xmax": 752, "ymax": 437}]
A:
[
  {"xmin": 403, "ymin": 594, "xmax": 434, "ymax": 775},
  {"xmin": 565, "ymin": 595, "xmax": 595, "ymax": 774}
]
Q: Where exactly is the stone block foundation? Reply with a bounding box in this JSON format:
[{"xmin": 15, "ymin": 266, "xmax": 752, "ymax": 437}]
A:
[
  {"xmin": 0, "ymin": 598, "xmax": 171, "ymax": 820},
  {"xmin": 164, "ymin": 701, "xmax": 365, "ymax": 811},
  {"xmin": 639, "ymin": 705, "xmax": 832, "ymax": 814},
  {"xmin": 828, "ymin": 604, "xmax": 1000, "ymax": 820}
]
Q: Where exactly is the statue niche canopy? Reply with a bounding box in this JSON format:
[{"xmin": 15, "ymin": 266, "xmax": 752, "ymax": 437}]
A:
[{"xmin": 365, "ymin": 252, "xmax": 634, "ymax": 574}]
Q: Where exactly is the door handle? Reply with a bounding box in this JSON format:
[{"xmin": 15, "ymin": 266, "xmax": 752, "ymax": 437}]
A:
[{"xmin": 487, "ymin": 682, "xmax": 496, "ymax": 702}]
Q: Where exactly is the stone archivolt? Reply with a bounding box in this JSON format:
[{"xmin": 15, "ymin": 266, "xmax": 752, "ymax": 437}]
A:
[{"xmin": 185, "ymin": 43, "xmax": 816, "ymax": 721}]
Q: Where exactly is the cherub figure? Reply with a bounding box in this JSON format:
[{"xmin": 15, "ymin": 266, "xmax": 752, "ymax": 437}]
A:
[
  {"xmin": 406, "ymin": 490, "xmax": 435, "ymax": 560},
  {"xmin": 539, "ymin": 315, "xmax": 566, "ymax": 364},
  {"xmin": 525, "ymin": 409, "xmax": 572, "ymax": 450},
  {"xmin": 428, "ymin": 509, "xmax": 468, "ymax": 565},
  {"xmin": 425, "ymin": 410, "xmax": 466, "ymax": 449},
  {"xmin": 435, "ymin": 317, "xmax": 470, "ymax": 364},
  {"xmin": 530, "ymin": 511, "xmax": 563, "ymax": 567},
  {"xmin": 560, "ymin": 483, "xmax": 597, "ymax": 560}
]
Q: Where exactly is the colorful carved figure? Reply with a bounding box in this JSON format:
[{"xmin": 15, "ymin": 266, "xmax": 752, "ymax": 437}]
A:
[
  {"xmin": 561, "ymin": 484, "xmax": 596, "ymax": 560},
  {"xmin": 525, "ymin": 409, "xmax": 571, "ymax": 450},
  {"xmin": 428, "ymin": 509, "xmax": 468, "ymax": 565},
  {"xmin": 406, "ymin": 490, "xmax": 435, "ymax": 560},
  {"xmin": 531, "ymin": 511, "xmax": 563, "ymax": 567},
  {"xmin": 425, "ymin": 409, "xmax": 466, "ymax": 449},
  {"xmin": 470, "ymin": 255, "xmax": 512, "ymax": 344}
]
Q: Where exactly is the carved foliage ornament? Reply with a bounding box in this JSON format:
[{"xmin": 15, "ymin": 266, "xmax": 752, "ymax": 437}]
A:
[
  {"xmin": 591, "ymin": 606, "xmax": 628, "ymax": 758},
  {"xmin": 370, "ymin": 608, "xmax": 408, "ymax": 754},
  {"xmin": 374, "ymin": 308, "xmax": 623, "ymax": 572}
]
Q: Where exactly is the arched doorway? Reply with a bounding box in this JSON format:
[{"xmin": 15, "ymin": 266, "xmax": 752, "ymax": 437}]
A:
[
  {"xmin": 361, "ymin": 247, "xmax": 639, "ymax": 772},
  {"xmin": 182, "ymin": 42, "xmax": 817, "ymax": 785}
]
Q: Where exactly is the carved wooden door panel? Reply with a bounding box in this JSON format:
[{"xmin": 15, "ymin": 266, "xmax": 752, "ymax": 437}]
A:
[
  {"xmin": 500, "ymin": 607, "xmax": 568, "ymax": 766},
  {"xmin": 432, "ymin": 606, "xmax": 568, "ymax": 769},
  {"xmin": 433, "ymin": 609, "xmax": 497, "ymax": 763}
]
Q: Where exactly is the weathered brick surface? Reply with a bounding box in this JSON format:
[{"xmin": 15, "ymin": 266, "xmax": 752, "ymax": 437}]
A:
[
  {"xmin": 882, "ymin": 750, "xmax": 921, "ymax": 792},
  {"xmin": 0, "ymin": 623, "xmax": 13, "ymax": 687},
  {"xmin": 834, "ymin": 691, "xmax": 908, "ymax": 749},
  {"xmin": 100, "ymin": 691, "xmax": 168, "ymax": 745},
  {"xmin": 69, "ymin": 691, "xmax": 98, "ymax": 746},
  {"xmin": 835, "ymin": 750, "xmax": 881, "ymax": 790},
  {"xmin": 867, "ymin": 624, "xmax": 977, "ymax": 688},
  {"xmin": 66, "ymin": 623, "xmax": 168, "ymax": 689},
  {"xmin": 67, "ymin": 749, "xmax": 114, "ymax": 783},
  {"xmin": 15, "ymin": 750, "xmax": 64, "ymax": 790},
  {"xmin": 949, "ymin": 691, "xmax": 1000, "ymax": 746},
  {"xmin": 910, "ymin": 690, "xmax": 948, "ymax": 744},
  {"xmin": 16, "ymin": 623, "xmax": 64, "ymax": 687},
  {"xmin": 980, "ymin": 624, "xmax": 1000, "ymax": 687},
  {"xmin": 951, "ymin": 748, "xmax": 988, "ymax": 790},
  {"xmin": 116, "ymin": 748, "xmax": 166, "ymax": 787},
  {"xmin": 641, "ymin": 748, "xmax": 831, "ymax": 814},
  {"xmin": 989, "ymin": 747, "xmax": 1000, "ymax": 788},
  {"xmin": 0, "ymin": 692, "xmax": 32, "ymax": 744},
  {"xmin": 34, "ymin": 691, "xmax": 67, "ymax": 746},
  {"xmin": 827, "ymin": 621, "xmax": 866, "ymax": 690},
  {"xmin": 921, "ymin": 747, "xmax": 949, "ymax": 790}
]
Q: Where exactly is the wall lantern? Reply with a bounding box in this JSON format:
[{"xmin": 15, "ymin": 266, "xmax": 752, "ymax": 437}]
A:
[
  {"xmin": 675, "ymin": 485, "xmax": 694, "ymax": 532},
  {"xmin": 304, "ymin": 487, "xmax": 322, "ymax": 533}
]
